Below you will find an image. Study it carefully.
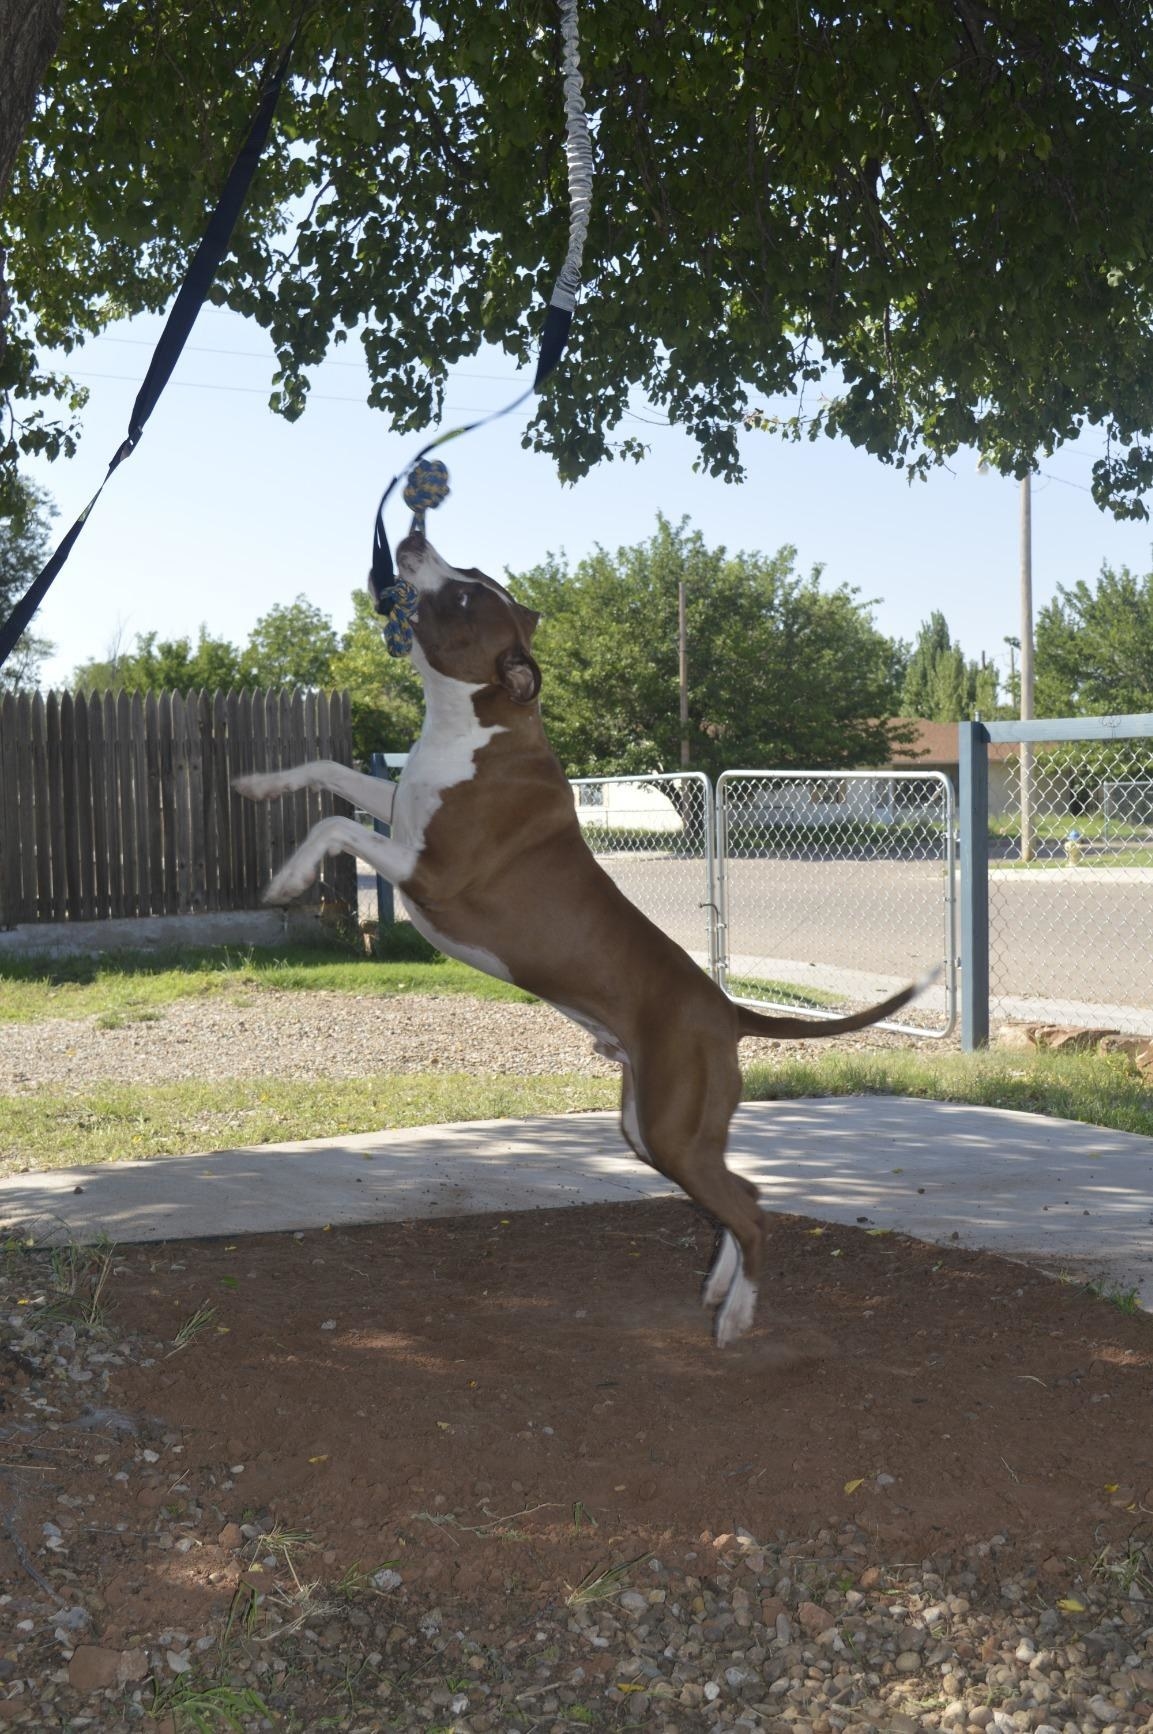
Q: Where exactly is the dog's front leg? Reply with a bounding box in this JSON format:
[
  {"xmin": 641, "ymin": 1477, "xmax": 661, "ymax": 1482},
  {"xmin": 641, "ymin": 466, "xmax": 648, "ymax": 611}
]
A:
[
  {"xmin": 259, "ymin": 816, "xmax": 417, "ymax": 906},
  {"xmin": 233, "ymin": 761, "xmax": 397, "ymax": 827}
]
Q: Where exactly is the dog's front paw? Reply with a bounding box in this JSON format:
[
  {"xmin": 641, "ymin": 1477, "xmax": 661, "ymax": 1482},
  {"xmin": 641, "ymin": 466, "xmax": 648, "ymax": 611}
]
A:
[
  {"xmin": 262, "ymin": 866, "xmax": 313, "ymax": 905},
  {"xmin": 232, "ymin": 771, "xmax": 284, "ymax": 802},
  {"xmin": 230, "ymin": 769, "xmax": 298, "ymax": 801}
]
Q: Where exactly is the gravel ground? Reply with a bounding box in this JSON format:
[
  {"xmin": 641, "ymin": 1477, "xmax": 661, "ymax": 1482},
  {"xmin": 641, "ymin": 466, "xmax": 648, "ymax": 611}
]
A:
[
  {"xmin": 3, "ymin": 1259, "xmax": 1152, "ymax": 1732},
  {"xmin": 0, "ymin": 990, "xmax": 945, "ymax": 1093}
]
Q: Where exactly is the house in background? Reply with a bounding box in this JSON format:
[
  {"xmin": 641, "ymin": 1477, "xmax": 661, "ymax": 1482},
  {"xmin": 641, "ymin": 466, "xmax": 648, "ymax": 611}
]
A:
[
  {"xmin": 720, "ymin": 720, "xmax": 1026, "ymax": 830},
  {"xmin": 572, "ymin": 777, "xmax": 684, "ymax": 834},
  {"xmin": 888, "ymin": 719, "xmax": 1024, "ymax": 816}
]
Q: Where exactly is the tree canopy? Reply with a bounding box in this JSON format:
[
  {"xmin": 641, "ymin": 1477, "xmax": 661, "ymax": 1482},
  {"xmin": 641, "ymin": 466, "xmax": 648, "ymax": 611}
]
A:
[
  {"xmin": 509, "ymin": 517, "xmax": 905, "ymax": 778},
  {"xmin": 899, "ymin": 610, "xmax": 1000, "ymax": 721},
  {"xmin": 1035, "ymin": 564, "xmax": 1153, "ymax": 716},
  {"xmin": 0, "ymin": 473, "xmax": 54, "ymax": 687},
  {"xmin": 70, "ymin": 589, "xmax": 423, "ymax": 761},
  {"xmin": 4, "ymin": 3, "xmax": 1153, "ymax": 516}
]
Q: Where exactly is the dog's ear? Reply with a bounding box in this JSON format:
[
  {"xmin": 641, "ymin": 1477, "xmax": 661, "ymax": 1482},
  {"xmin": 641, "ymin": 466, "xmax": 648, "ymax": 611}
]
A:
[{"xmin": 496, "ymin": 645, "xmax": 541, "ymax": 705}]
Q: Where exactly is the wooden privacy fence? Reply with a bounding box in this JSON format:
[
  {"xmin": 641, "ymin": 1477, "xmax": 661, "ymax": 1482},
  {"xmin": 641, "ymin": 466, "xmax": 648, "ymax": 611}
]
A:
[{"xmin": 0, "ymin": 688, "xmax": 356, "ymax": 927}]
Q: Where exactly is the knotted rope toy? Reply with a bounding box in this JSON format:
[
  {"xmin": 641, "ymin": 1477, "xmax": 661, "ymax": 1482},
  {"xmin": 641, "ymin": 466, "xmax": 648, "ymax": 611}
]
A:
[{"xmin": 376, "ymin": 459, "xmax": 451, "ymax": 657}]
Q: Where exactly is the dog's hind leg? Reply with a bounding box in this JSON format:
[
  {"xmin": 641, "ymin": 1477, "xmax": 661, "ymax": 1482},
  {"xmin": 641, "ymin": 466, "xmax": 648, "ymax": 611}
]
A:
[
  {"xmin": 619, "ymin": 1061, "xmax": 655, "ymax": 1169},
  {"xmin": 630, "ymin": 1041, "xmax": 765, "ymax": 1347}
]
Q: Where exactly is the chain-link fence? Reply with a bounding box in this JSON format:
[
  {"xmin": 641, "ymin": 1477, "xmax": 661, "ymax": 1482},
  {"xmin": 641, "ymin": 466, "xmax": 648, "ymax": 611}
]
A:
[
  {"xmin": 986, "ymin": 737, "xmax": 1153, "ymax": 1031},
  {"xmin": 570, "ymin": 773, "xmax": 718, "ymax": 974},
  {"xmin": 715, "ymin": 770, "xmax": 956, "ymax": 1036}
]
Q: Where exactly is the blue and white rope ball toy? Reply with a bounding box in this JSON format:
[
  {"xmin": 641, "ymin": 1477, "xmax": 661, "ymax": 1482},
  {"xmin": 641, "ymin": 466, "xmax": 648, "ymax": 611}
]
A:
[{"xmin": 377, "ymin": 458, "xmax": 451, "ymax": 657}]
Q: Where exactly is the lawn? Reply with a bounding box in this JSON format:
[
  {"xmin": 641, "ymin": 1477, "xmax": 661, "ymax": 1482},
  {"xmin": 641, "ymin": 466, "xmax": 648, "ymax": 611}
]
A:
[
  {"xmin": 1, "ymin": 935, "xmax": 1151, "ymax": 1173},
  {"xmin": 0, "ymin": 929, "xmax": 533, "ymax": 1025},
  {"xmin": 3, "ymin": 1049, "xmax": 1150, "ymax": 1175}
]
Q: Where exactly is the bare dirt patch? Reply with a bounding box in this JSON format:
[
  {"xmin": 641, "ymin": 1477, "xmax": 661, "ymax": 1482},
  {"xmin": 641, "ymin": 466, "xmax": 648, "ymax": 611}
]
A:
[{"xmin": 4, "ymin": 1201, "xmax": 1153, "ymax": 1730}]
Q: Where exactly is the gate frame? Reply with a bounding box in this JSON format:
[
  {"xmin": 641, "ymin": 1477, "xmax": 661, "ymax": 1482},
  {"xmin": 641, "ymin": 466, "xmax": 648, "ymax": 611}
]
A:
[
  {"xmin": 958, "ymin": 713, "xmax": 1153, "ymax": 1051},
  {"xmin": 715, "ymin": 768, "xmax": 958, "ymax": 1039}
]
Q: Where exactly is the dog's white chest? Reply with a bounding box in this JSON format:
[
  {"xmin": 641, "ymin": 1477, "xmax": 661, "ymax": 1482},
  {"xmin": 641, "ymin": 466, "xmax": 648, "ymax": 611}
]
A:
[
  {"xmin": 390, "ymin": 661, "xmax": 505, "ymax": 857},
  {"xmin": 390, "ymin": 659, "xmax": 510, "ymax": 981}
]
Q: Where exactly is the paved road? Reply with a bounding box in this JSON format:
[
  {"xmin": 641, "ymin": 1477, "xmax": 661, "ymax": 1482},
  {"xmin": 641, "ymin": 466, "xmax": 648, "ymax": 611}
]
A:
[{"xmin": 595, "ymin": 852, "xmax": 1152, "ymax": 1025}]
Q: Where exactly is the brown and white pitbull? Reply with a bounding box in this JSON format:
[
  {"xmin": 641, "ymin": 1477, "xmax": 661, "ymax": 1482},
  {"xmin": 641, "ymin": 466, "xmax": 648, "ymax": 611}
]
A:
[{"xmin": 233, "ymin": 532, "xmax": 931, "ymax": 1345}]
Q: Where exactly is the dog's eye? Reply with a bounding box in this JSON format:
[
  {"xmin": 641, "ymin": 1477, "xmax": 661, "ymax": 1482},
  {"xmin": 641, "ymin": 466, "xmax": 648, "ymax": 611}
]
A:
[{"xmin": 457, "ymin": 588, "xmax": 472, "ymax": 609}]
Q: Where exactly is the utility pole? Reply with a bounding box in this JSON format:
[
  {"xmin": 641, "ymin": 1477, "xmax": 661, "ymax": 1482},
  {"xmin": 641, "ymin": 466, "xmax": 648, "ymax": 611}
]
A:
[
  {"xmin": 678, "ymin": 579, "xmax": 690, "ymax": 769},
  {"xmin": 1019, "ymin": 474, "xmax": 1035, "ymax": 861}
]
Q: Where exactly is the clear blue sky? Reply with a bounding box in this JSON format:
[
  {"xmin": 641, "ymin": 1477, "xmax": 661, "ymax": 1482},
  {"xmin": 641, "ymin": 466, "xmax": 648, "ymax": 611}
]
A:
[{"xmin": 23, "ymin": 302, "xmax": 1153, "ymax": 692}]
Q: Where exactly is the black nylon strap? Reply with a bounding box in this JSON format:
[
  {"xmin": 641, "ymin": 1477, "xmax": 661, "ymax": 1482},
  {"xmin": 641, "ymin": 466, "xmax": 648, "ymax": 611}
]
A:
[{"xmin": 0, "ymin": 30, "xmax": 298, "ymax": 674}]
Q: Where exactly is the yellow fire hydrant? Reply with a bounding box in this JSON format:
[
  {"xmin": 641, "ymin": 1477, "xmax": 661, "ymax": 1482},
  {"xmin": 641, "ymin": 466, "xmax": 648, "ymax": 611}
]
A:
[{"xmin": 1064, "ymin": 829, "xmax": 1084, "ymax": 866}]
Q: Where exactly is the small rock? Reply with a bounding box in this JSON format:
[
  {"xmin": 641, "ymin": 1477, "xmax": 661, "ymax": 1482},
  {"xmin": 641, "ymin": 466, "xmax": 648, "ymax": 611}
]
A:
[
  {"xmin": 894, "ymin": 1650, "xmax": 922, "ymax": 1672},
  {"xmin": 53, "ymin": 1606, "xmax": 90, "ymax": 1634},
  {"xmin": 68, "ymin": 1646, "xmax": 122, "ymax": 1692}
]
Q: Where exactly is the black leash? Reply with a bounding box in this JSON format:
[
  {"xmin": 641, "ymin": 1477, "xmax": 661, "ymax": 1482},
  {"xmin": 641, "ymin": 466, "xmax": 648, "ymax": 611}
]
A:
[
  {"xmin": 0, "ymin": 30, "xmax": 299, "ymax": 674},
  {"xmin": 369, "ymin": 0, "xmax": 593, "ymax": 613}
]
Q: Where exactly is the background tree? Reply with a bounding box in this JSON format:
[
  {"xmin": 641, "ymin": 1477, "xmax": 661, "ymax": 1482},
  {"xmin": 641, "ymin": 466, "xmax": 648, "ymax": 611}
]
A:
[
  {"xmin": 72, "ymin": 625, "xmax": 244, "ymax": 693},
  {"xmin": 69, "ymin": 587, "xmax": 421, "ymax": 762},
  {"xmin": 328, "ymin": 590, "xmax": 424, "ymax": 762},
  {"xmin": 239, "ymin": 595, "xmax": 338, "ymax": 690},
  {"xmin": 899, "ymin": 611, "xmax": 1000, "ymax": 721},
  {"xmin": 0, "ymin": 475, "xmax": 55, "ymax": 687},
  {"xmin": 1035, "ymin": 565, "xmax": 1153, "ymax": 716},
  {"xmin": 0, "ymin": 0, "xmax": 63, "ymax": 387},
  {"xmin": 4, "ymin": 4, "xmax": 1153, "ymax": 515},
  {"xmin": 510, "ymin": 517, "xmax": 904, "ymax": 779}
]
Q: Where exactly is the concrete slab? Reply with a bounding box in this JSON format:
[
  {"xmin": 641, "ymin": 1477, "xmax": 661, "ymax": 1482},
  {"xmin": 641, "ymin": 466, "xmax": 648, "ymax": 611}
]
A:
[{"xmin": 2, "ymin": 1098, "xmax": 1151, "ymax": 1303}]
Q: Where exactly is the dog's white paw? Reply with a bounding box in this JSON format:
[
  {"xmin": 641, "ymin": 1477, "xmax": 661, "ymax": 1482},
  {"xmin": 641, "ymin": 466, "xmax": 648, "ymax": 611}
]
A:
[
  {"xmin": 233, "ymin": 771, "xmax": 287, "ymax": 802},
  {"xmin": 702, "ymin": 1229, "xmax": 740, "ymax": 1307},
  {"xmin": 713, "ymin": 1268, "xmax": 758, "ymax": 1348},
  {"xmin": 262, "ymin": 868, "xmax": 312, "ymax": 905}
]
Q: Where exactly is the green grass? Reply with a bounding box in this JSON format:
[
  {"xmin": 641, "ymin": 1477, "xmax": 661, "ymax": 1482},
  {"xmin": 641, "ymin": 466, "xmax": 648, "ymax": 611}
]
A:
[
  {"xmin": 992, "ymin": 847, "xmax": 1153, "ymax": 869},
  {"xmin": 743, "ymin": 1047, "xmax": 1153, "ymax": 1138},
  {"xmin": 0, "ymin": 933, "xmax": 534, "ymax": 1025},
  {"xmin": 3, "ymin": 1047, "xmax": 1151, "ymax": 1174},
  {"xmin": 0, "ymin": 1074, "xmax": 619, "ymax": 1173},
  {"xmin": 728, "ymin": 975, "xmax": 843, "ymax": 1010}
]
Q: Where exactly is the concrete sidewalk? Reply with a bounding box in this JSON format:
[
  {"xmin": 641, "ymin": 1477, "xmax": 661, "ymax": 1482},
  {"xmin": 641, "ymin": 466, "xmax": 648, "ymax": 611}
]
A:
[{"xmin": 2, "ymin": 1098, "xmax": 1151, "ymax": 1303}]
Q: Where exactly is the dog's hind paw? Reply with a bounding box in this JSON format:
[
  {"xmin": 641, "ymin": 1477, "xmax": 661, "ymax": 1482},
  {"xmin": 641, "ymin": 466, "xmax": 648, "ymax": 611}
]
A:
[
  {"xmin": 702, "ymin": 1229, "xmax": 740, "ymax": 1307},
  {"xmin": 713, "ymin": 1267, "xmax": 758, "ymax": 1348}
]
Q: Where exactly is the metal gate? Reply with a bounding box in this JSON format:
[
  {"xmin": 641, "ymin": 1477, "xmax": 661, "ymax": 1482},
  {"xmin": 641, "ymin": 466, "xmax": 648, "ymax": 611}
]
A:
[
  {"xmin": 715, "ymin": 770, "xmax": 957, "ymax": 1037},
  {"xmin": 570, "ymin": 772, "xmax": 718, "ymax": 975},
  {"xmin": 959, "ymin": 714, "xmax": 1153, "ymax": 1047}
]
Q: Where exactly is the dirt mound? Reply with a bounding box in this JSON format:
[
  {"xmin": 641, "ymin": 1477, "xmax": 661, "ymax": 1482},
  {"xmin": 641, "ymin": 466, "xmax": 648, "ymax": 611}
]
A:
[{"xmin": 4, "ymin": 1199, "xmax": 1153, "ymax": 1729}]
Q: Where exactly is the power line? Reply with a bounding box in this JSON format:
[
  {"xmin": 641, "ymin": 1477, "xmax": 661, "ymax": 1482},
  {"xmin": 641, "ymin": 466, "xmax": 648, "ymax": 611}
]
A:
[
  {"xmin": 1038, "ymin": 467, "xmax": 1094, "ymax": 495},
  {"xmin": 67, "ymin": 362, "xmax": 678, "ymax": 426},
  {"xmin": 65, "ymin": 367, "xmax": 500, "ymax": 413},
  {"xmin": 87, "ymin": 332, "xmax": 521, "ymax": 384}
]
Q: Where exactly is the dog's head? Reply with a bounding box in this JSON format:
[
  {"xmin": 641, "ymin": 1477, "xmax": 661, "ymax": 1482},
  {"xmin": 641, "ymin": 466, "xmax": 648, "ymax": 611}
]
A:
[{"xmin": 381, "ymin": 533, "xmax": 542, "ymax": 705}]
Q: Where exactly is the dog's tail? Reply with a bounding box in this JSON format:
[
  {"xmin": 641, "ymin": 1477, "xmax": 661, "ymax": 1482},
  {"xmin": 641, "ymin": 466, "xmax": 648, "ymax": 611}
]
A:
[{"xmin": 735, "ymin": 965, "xmax": 941, "ymax": 1041}]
